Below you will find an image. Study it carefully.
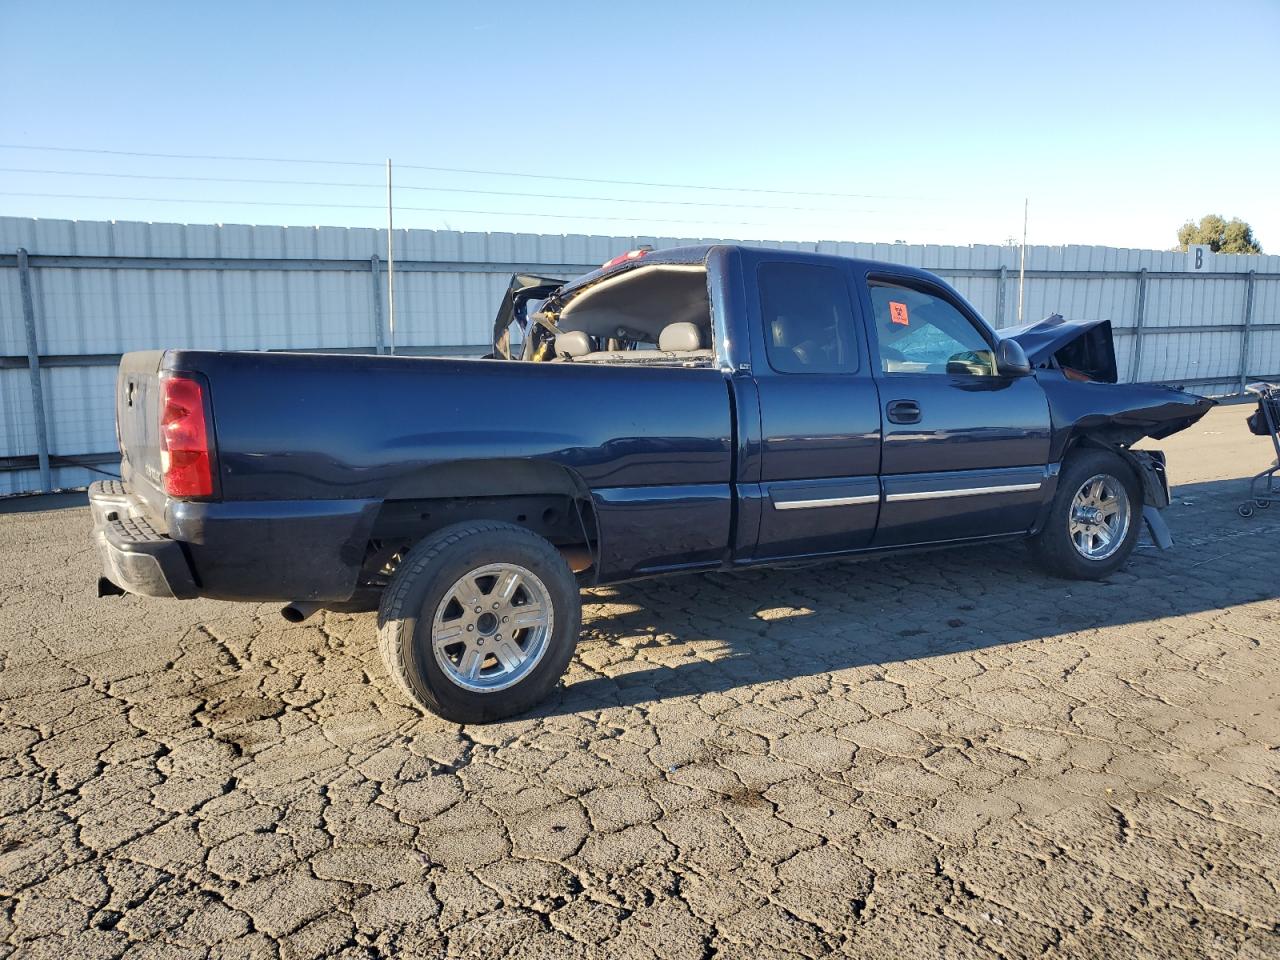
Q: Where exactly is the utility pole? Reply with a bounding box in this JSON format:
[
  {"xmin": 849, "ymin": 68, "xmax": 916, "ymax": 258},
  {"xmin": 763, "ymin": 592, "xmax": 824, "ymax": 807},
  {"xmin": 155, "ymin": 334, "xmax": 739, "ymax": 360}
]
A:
[
  {"xmin": 386, "ymin": 158, "xmax": 396, "ymax": 355},
  {"xmin": 1017, "ymin": 198, "xmax": 1028, "ymax": 324}
]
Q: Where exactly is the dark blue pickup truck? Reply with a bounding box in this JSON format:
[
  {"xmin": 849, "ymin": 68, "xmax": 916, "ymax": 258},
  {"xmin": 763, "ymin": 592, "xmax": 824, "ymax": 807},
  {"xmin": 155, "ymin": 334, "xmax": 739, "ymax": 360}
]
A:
[{"xmin": 92, "ymin": 244, "xmax": 1212, "ymax": 721}]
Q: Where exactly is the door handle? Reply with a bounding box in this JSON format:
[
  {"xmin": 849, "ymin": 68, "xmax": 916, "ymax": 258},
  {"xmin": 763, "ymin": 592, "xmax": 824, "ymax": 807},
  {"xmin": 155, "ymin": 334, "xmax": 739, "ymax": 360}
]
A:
[{"xmin": 887, "ymin": 400, "xmax": 921, "ymax": 425}]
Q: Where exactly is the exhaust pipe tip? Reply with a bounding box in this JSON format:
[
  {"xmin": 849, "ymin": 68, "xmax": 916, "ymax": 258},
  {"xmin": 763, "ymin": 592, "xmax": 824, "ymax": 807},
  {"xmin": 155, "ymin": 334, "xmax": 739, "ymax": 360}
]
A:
[{"xmin": 280, "ymin": 601, "xmax": 323, "ymax": 623}]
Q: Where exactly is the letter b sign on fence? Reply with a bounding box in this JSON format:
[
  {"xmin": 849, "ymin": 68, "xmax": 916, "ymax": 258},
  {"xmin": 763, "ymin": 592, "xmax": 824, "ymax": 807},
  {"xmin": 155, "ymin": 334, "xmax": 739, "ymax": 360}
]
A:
[{"xmin": 1188, "ymin": 244, "xmax": 1210, "ymax": 271}]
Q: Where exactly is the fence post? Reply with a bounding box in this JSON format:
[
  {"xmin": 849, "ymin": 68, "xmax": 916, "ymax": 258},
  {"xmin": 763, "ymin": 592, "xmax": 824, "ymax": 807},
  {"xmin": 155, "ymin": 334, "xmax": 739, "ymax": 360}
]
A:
[
  {"xmin": 1238, "ymin": 269, "xmax": 1257, "ymax": 393},
  {"xmin": 995, "ymin": 265, "xmax": 1007, "ymax": 328},
  {"xmin": 369, "ymin": 255, "xmax": 386, "ymax": 354},
  {"xmin": 1128, "ymin": 268, "xmax": 1148, "ymax": 383},
  {"xmin": 16, "ymin": 249, "xmax": 53, "ymax": 492}
]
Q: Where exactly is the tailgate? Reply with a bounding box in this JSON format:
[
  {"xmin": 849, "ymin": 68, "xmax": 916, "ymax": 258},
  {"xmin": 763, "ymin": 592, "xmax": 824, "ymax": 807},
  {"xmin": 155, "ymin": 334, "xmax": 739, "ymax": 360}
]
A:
[{"xmin": 116, "ymin": 350, "xmax": 168, "ymax": 521}]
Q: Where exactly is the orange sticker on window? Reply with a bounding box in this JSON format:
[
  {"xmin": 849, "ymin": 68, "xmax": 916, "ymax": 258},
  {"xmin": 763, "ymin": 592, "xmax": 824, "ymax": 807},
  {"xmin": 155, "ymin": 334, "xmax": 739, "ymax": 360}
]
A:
[{"xmin": 889, "ymin": 301, "xmax": 909, "ymax": 326}]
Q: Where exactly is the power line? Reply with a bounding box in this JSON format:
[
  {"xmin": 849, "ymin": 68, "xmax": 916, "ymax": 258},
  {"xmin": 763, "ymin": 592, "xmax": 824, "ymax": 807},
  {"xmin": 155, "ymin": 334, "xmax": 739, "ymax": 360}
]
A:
[
  {"xmin": 0, "ymin": 142, "xmax": 921, "ymax": 201},
  {"xmin": 0, "ymin": 143, "xmax": 378, "ymax": 168},
  {"xmin": 0, "ymin": 166, "xmax": 384, "ymax": 191},
  {"xmin": 399, "ymin": 162, "xmax": 908, "ymax": 201},
  {"xmin": 0, "ymin": 166, "xmax": 876, "ymax": 214},
  {"xmin": 0, "ymin": 191, "xmax": 793, "ymax": 228},
  {"xmin": 0, "ymin": 191, "xmax": 375, "ymax": 210}
]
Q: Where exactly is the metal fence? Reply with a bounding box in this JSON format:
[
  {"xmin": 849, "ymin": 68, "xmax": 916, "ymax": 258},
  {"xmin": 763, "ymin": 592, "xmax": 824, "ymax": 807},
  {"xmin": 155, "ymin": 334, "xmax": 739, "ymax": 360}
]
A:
[{"xmin": 3, "ymin": 216, "xmax": 1279, "ymax": 497}]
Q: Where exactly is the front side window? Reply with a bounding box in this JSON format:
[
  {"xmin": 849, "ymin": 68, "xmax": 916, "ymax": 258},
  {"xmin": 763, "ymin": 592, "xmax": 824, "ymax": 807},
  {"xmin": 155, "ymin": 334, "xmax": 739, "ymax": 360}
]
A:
[
  {"xmin": 759, "ymin": 262, "xmax": 858, "ymax": 374},
  {"xmin": 868, "ymin": 281, "xmax": 995, "ymax": 376}
]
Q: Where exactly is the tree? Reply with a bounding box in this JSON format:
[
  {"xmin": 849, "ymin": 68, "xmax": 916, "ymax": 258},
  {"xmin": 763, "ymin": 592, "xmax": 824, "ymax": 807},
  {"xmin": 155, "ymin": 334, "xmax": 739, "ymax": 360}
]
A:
[{"xmin": 1177, "ymin": 215, "xmax": 1262, "ymax": 254}]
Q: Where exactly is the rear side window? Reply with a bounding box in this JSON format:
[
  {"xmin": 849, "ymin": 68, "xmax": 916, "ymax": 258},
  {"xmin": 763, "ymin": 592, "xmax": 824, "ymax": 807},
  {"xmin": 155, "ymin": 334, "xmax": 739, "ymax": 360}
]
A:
[{"xmin": 758, "ymin": 262, "xmax": 859, "ymax": 374}]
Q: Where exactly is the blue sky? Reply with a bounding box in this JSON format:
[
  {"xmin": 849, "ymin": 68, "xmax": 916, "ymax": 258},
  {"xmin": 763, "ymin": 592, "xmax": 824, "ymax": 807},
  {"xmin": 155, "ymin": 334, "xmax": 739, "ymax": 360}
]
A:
[{"xmin": 2, "ymin": 0, "xmax": 1277, "ymax": 250}]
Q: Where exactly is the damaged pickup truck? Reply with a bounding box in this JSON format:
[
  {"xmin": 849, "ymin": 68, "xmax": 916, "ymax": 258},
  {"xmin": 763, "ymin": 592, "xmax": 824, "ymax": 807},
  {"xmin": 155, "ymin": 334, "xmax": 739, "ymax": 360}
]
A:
[{"xmin": 91, "ymin": 245, "xmax": 1213, "ymax": 722}]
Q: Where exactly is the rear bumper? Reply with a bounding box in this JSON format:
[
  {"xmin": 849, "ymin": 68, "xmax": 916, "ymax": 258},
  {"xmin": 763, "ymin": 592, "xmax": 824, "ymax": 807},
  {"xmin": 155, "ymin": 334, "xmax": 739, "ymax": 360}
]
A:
[
  {"xmin": 90, "ymin": 480, "xmax": 381, "ymax": 603},
  {"xmin": 90, "ymin": 480, "xmax": 199, "ymax": 599}
]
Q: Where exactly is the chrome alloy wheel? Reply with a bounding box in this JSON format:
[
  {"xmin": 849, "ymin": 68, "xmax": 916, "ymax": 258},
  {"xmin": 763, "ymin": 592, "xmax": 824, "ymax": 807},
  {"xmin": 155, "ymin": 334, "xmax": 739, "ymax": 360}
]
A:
[
  {"xmin": 1068, "ymin": 473, "xmax": 1131, "ymax": 561},
  {"xmin": 430, "ymin": 563, "xmax": 554, "ymax": 693}
]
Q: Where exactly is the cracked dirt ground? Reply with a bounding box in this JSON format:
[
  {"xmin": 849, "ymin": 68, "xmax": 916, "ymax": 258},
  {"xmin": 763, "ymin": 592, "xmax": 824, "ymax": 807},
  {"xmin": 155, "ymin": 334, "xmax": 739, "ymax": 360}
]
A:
[{"xmin": 1, "ymin": 404, "xmax": 1278, "ymax": 959}]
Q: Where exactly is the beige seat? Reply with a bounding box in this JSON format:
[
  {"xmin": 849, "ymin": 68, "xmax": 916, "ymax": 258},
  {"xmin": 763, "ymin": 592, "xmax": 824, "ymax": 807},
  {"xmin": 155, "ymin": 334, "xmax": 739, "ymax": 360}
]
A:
[
  {"xmin": 554, "ymin": 330, "xmax": 593, "ymax": 358},
  {"xmin": 658, "ymin": 321, "xmax": 703, "ymax": 352},
  {"xmin": 555, "ymin": 322, "xmax": 713, "ymax": 364}
]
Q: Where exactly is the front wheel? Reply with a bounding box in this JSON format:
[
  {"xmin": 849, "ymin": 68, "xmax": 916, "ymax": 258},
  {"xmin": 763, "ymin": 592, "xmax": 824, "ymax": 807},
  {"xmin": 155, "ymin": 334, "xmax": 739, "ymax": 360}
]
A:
[
  {"xmin": 1030, "ymin": 450, "xmax": 1142, "ymax": 580},
  {"xmin": 378, "ymin": 521, "xmax": 581, "ymax": 723}
]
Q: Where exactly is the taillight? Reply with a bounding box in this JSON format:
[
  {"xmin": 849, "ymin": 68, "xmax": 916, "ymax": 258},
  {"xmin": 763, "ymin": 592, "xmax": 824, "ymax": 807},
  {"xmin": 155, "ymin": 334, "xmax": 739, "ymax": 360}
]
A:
[{"xmin": 160, "ymin": 375, "xmax": 213, "ymax": 498}]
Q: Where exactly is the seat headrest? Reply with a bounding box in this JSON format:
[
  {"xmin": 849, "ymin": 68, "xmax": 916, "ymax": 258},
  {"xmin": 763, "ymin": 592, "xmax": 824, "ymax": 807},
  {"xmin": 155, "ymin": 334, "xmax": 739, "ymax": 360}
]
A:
[
  {"xmin": 791, "ymin": 339, "xmax": 821, "ymax": 366},
  {"xmin": 771, "ymin": 317, "xmax": 794, "ymax": 347},
  {"xmin": 658, "ymin": 321, "xmax": 704, "ymax": 352},
  {"xmin": 555, "ymin": 330, "xmax": 593, "ymax": 358}
]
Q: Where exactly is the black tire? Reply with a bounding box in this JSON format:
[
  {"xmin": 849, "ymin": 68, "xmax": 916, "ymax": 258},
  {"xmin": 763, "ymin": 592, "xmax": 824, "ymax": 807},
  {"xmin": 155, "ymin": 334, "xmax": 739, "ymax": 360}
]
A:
[
  {"xmin": 377, "ymin": 521, "xmax": 580, "ymax": 723},
  {"xmin": 1030, "ymin": 449, "xmax": 1143, "ymax": 581},
  {"xmin": 1238, "ymin": 503, "xmax": 1255, "ymax": 519}
]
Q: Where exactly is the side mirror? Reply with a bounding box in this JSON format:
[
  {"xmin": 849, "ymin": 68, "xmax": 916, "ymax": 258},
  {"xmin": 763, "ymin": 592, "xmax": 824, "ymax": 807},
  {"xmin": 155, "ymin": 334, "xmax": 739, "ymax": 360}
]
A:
[{"xmin": 996, "ymin": 339, "xmax": 1032, "ymax": 377}]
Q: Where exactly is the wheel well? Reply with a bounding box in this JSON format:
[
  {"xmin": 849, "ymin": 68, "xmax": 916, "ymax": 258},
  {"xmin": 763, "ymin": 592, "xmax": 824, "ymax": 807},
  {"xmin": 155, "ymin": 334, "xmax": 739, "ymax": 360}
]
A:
[
  {"xmin": 358, "ymin": 461, "xmax": 600, "ymax": 589},
  {"xmin": 1066, "ymin": 433, "xmax": 1126, "ymax": 459},
  {"xmin": 1060, "ymin": 422, "xmax": 1149, "ymax": 460},
  {"xmin": 370, "ymin": 493, "xmax": 596, "ymax": 547},
  {"xmin": 1062, "ymin": 434, "xmax": 1148, "ymax": 503},
  {"xmin": 1064, "ymin": 432, "xmax": 1136, "ymax": 471}
]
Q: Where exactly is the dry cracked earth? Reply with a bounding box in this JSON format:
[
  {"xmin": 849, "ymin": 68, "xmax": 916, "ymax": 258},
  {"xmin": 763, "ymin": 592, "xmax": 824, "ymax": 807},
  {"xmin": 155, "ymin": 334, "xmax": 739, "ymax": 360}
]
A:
[{"xmin": 1, "ymin": 404, "xmax": 1278, "ymax": 959}]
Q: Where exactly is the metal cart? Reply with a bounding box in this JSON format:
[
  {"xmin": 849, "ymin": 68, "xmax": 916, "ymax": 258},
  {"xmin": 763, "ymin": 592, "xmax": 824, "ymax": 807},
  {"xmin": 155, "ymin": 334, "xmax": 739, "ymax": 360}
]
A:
[{"xmin": 1238, "ymin": 382, "xmax": 1280, "ymax": 518}]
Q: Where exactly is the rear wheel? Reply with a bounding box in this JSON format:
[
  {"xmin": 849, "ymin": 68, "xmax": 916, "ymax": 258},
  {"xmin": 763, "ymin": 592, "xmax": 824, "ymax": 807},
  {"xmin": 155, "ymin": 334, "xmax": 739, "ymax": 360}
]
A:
[
  {"xmin": 378, "ymin": 521, "xmax": 580, "ymax": 723},
  {"xmin": 1031, "ymin": 449, "xmax": 1142, "ymax": 580}
]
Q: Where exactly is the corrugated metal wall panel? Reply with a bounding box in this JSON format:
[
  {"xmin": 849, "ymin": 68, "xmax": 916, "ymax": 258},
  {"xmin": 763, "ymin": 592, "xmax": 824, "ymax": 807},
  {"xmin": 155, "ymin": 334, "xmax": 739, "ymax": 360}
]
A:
[
  {"xmin": 0, "ymin": 268, "xmax": 25, "ymax": 356},
  {"xmin": 1248, "ymin": 329, "xmax": 1280, "ymax": 382},
  {"xmin": 0, "ymin": 367, "xmax": 36, "ymax": 458},
  {"xmin": 1249, "ymin": 277, "xmax": 1280, "ymax": 382},
  {"xmin": 43, "ymin": 365, "xmax": 117, "ymax": 456},
  {"xmin": 1136, "ymin": 330, "xmax": 1245, "ymax": 383},
  {"xmin": 3, "ymin": 216, "xmax": 1279, "ymax": 498}
]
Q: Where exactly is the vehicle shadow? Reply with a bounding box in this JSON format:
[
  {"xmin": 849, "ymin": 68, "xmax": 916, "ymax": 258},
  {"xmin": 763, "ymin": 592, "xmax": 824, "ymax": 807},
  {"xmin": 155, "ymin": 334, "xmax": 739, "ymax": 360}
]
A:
[{"xmin": 536, "ymin": 476, "xmax": 1279, "ymax": 717}]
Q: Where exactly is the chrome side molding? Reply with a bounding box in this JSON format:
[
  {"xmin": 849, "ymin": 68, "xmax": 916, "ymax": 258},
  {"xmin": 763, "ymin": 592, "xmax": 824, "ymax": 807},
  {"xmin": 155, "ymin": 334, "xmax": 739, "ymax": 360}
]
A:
[
  {"xmin": 885, "ymin": 481, "xmax": 1041, "ymax": 503},
  {"xmin": 772, "ymin": 493, "xmax": 881, "ymax": 510}
]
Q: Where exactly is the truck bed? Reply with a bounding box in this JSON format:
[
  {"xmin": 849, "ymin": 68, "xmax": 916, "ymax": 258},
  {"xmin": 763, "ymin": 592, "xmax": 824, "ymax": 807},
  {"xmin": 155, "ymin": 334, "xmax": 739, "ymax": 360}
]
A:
[{"xmin": 109, "ymin": 349, "xmax": 737, "ymax": 599}]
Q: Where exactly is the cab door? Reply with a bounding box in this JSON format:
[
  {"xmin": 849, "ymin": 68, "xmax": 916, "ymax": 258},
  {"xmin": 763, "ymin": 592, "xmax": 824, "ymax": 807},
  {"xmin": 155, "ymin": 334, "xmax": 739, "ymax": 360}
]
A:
[
  {"xmin": 741, "ymin": 254, "xmax": 883, "ymax": 561},
  {"xmin": 855, "ymin": 271, "xmax": 1051, "ymax": 547}
]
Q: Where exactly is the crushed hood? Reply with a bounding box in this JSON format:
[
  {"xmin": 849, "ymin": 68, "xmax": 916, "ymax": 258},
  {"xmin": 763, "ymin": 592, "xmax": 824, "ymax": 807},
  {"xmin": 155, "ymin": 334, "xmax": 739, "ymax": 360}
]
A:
[
  {"xmin": 1007, "ymin": 314, "xmax": 1215, "ymax": 451},
  {"xmin": 1005, "ymin": 314, "xmax": 1117, "ymax": 383}
]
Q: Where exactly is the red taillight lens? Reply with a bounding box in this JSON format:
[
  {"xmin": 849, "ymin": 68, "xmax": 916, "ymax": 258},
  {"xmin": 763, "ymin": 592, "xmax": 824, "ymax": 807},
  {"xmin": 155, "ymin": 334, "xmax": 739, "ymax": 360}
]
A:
[{"xmin": 160, "ymin": 376, "xmax": 213, "ymax": 498}]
